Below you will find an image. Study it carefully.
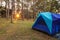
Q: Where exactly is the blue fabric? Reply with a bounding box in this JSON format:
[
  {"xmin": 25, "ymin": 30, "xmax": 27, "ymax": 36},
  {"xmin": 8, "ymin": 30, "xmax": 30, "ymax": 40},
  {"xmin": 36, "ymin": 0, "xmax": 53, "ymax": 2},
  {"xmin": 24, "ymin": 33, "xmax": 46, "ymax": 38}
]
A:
[
  {"xmin": 32, "ymin": 12, "xmax": 60, "ymax": 35},
  {"xmin": 32, "ymin": 15, "xmax": 50, "ymax": 34},
  {"xmin": 52, "ymin": 13, "xmax": 60, "ymax": 34},
  {"xmin": 33, "ymin": 25, "xmax": 50, "ymax": 34},
  {"xmin": 40, "ymin": 12, "xmax": 52, "ymax": 33},
  {"xmin": 32, "ymin": 12, "xmax": 41, "ymax": 28}
]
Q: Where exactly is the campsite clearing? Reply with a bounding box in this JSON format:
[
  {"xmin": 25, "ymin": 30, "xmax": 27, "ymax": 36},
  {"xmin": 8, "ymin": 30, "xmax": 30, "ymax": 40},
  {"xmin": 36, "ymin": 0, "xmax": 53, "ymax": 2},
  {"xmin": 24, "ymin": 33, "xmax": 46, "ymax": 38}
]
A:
[{"xmin": 0, "ymin": 18, "xmax": 56, "ymax": 40}]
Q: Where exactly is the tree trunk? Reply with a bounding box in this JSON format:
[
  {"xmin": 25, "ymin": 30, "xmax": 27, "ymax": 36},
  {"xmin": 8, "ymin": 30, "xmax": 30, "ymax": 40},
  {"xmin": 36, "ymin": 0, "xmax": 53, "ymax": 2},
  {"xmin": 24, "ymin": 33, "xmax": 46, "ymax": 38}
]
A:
[
  {"xmin": 7, "ymin": 0, "xmax": 9, "ymax": 19},
  {"xmin": 33, "ymin": 0, "xmax": 36, "ymax": 20},
  {"xmin": 5, "ymin": 0, "xmax": 9, "ymax": 19},
  {"xmin": 21, "ymin": 0, "xmax": 24, "ymax": 21},
  {"xmin": 11, "ymin": 0, "xmax": 15, "ymax": 23},
  {"xmin": 5, "ymin": 0, "xmax": 8, "ymax": 18}
]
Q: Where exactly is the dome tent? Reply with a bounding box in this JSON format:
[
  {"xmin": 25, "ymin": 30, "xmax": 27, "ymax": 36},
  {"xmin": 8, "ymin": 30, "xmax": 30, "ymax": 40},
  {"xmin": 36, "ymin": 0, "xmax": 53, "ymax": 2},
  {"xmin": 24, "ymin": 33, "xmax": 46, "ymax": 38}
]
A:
[{"xmin": 32, "ymin": 12, "xmax": 60, "ymax": 35}]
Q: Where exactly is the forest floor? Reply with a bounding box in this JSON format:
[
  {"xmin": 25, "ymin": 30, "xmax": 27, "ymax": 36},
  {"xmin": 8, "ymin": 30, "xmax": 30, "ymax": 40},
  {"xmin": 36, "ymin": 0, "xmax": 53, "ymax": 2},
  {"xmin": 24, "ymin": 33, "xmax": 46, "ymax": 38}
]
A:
[{"xmin": 0, "ymin": 18, "xmax": 57, "ymax": 40}]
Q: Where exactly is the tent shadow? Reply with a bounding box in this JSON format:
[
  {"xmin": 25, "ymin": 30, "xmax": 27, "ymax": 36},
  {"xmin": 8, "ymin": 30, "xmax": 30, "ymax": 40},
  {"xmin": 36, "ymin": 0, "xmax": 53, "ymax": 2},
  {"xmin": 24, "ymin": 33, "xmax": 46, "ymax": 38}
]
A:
[{"xmin": 32, "ymin": 28, "xmax": 56, "ymax": 37}]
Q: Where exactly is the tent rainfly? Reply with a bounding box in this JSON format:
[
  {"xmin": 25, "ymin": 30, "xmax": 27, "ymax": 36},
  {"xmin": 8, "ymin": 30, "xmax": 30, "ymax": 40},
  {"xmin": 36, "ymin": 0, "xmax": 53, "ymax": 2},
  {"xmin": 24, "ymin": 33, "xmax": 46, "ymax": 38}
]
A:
[{"xmin": 32, "ymin": 12, "xmax": 60, "ymax": 35}]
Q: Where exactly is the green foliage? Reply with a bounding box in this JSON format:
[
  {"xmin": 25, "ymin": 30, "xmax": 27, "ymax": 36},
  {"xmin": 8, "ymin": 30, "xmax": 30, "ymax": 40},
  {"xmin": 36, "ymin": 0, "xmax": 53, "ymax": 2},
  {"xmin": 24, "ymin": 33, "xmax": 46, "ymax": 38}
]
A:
[
  {"xmin": 30, "ymin": 0, "xmax": 59, "ymax": 13},
  {"xmin": 50, "ymin": 1, "xmax": 58, "ymax": 13}
]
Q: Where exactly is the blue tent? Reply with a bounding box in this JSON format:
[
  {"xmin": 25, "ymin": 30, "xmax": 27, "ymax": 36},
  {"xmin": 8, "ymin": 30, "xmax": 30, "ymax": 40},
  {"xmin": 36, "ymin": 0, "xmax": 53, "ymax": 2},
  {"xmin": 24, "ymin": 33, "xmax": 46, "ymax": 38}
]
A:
[{"xmin": 32, "ymin": 12, "xmax": 60, "ymax": 35}]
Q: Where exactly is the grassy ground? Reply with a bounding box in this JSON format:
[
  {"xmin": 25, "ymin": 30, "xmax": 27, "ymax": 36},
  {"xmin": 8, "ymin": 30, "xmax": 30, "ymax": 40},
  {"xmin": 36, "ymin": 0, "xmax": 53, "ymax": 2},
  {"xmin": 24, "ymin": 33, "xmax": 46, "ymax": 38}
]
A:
[{"xmin": 0, "ymin": 18, "xmax": 57, "ymax": 40}]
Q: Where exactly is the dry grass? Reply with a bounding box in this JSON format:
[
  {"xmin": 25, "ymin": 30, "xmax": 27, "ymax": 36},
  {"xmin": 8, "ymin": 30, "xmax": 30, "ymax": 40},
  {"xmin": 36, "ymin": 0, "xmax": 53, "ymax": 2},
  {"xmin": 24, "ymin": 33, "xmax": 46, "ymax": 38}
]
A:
[{"xmin": 0, "ymin": 18, "xmax": 57, "ymax": 40}]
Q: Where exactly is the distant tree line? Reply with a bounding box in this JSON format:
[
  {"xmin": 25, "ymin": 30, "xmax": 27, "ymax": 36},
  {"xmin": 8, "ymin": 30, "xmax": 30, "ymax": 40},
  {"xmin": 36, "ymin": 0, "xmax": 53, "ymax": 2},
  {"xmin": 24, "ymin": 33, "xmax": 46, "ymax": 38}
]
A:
[
  {"xmin": 0, "ymin": 6, "xmax": 12, "ymax": 18},
  {"xmin": 0, "ymin": 0, "xmax": 60, "ymax": 20}
]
